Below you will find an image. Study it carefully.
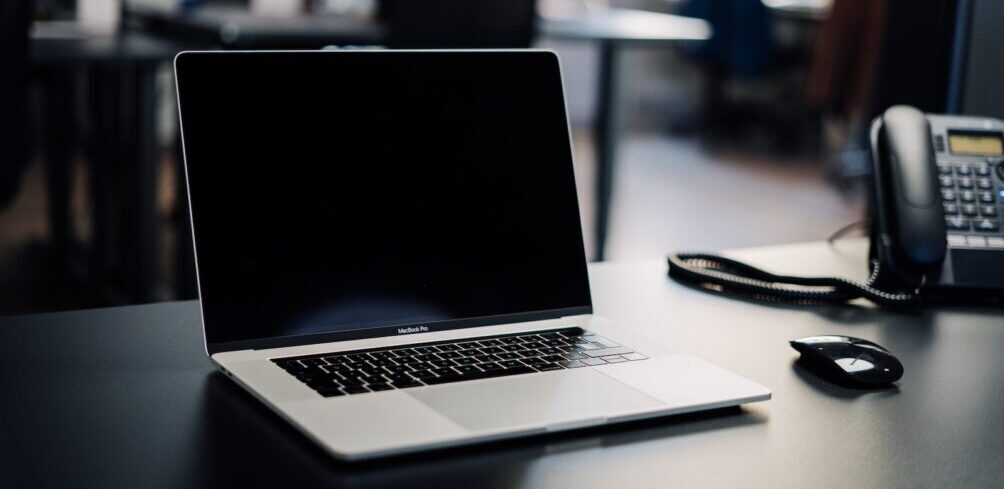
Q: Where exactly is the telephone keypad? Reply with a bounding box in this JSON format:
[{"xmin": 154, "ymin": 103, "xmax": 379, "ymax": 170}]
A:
[{"xmin": 938, "ymin": 162, "xmax": 1002, "ymax": 249}]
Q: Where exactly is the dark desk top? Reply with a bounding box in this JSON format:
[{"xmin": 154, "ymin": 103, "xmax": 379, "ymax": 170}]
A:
[{"xmin": 2, "ymin": 239, "xmax": 1002, "ymax": 488}]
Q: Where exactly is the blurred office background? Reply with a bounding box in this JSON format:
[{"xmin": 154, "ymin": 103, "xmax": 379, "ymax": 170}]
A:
[{"xmin": 1, "ymin": 0, "xmax": 1000, "ymax": 315}]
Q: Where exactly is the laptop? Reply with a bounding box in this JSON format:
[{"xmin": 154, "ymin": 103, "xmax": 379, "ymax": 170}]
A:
[{"xmin": 174, "ymin": 50, "xmax": 770, "ymax": 461}]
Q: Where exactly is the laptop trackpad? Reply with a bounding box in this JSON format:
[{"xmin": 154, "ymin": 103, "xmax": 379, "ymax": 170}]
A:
[{"xmin": 407, "ymin": 368, "xmax": 664, "ymax": 432}]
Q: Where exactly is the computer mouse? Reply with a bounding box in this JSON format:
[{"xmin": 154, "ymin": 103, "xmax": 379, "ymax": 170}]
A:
[{"xmin": 790, "ymin": 335, "xmax": 903, "ymax": 388}]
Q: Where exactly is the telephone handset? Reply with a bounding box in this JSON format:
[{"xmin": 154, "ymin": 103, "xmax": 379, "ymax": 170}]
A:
[
  {"xmin": 871, "ymin": 106, "xmax": 1004, "ymax": 301},
  {"xmin": 667, "ymin": 106, "xmax": 1004, "ymax": 306}
]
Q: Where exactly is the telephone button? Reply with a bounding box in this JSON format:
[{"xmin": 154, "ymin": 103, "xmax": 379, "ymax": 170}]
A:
[
  {"xmin": 938, "ymin": 165, "xmax": 953, "ymax": 176},
  {"xmin": 975, "ymin": 219, "xmax": 1000, "ymax": 232},
  {"xmin": 941, "ymin": 189, "xmax": 957, "ymax": 201},
  {"xmin": 976, "ymin": 177, "xmax": 993, "ymax": 190},
  {"xmin": 977, "ymin": 190, "xmax": 994, "ymax": 203},
  {"xmin": 947, "ymin": 234, "xmax": 968, "ymax": 247},
  {"xmin": 975, "ymin": 165, "xmax": 991, "ymax": 177},
  {"xmin": 961, "ymin": 204, "xmax": 978, "ymax": 216},
  {"xmin": 980, "ymin": 205, "xmax": 997, "ymax": 216},
  {"xmin": 945, "ymin": 216, "xmax": 970, "ymax": 231},
  {"xmin": 956, "ymin": 165, "xmax": 973, "ymax": 176},
  {"xmin": 987, "ymin": 236, "xmax": 1004, "ymax": 248},
  {"xmin": 960, "ymin": 190, "xmax": 976, "ymax": 202},
  {"xmin": 939, "ymin": 176, "xmax": 955, "ymax": 188},
  {"xmin": 943, "ymin": 203, "xmax": 959, "ymax": 215},
  {"xmin": 965, "ymin": 236, "xmax": 988, "ymax": 247}
]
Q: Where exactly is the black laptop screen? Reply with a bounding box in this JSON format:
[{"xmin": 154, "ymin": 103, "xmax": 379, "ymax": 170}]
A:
[{"xmin": 175, "ymin": 51, "xmax": 591, "ymax": 349}]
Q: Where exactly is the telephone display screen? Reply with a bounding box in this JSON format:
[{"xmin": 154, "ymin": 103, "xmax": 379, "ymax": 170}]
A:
[{"xmin": 948, "ymin": 131, "xmax": 1004, "ymax": 156}]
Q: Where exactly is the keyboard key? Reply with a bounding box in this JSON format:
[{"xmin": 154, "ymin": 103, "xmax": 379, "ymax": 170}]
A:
[
  {"xmin": 322, "ymin": 355, "xmax": 347, "ymax": 364},
  {"xmin": 536, "ymin": 363, "xmax": 563, "ymax": 371},
  {"xmin": 383, "ymin": 364, "xmax": 410, "ymax": 374},
  {"xmin": 429, "ymin": 359, "xmax": 454, "ymax": 368},
  {"xmin": 499, "ymin": 360, "xmax": 524, "ymax": 369},
  {"xmin": 317, "ymin": 388, "xmax": 345, "ymax": 398},
  {"xmin": 480, "ymin": 362, "xmax": 503, "ymax": 371},
  {"xmin": 343, "ymin": 386, "xmax": 370, "ymax": 395},
  {"xmin": 413, "ymin": 347, "xmax": 436, "ymax": 354},
  {"xmin": 583, "ymin": 346, "xmax": 635, "ymax": 358},
  {"xmin": 423, "ymin": 366, "xmax": 536, "ymax": 385},
  {"xmin": 453, "ymin": 365, "xmax": 481, "ymax": 375},
  {"xmin": 562, "ymin": 352, "xmax": 586, "ymax": 360},
  {"xmin": 560, "ymin": 360, "xmax": 586, "ymax": 368},
  {"xmin": 479, "ymin": 339, "xmax": 503, "ymax": 347},
  {"xmin": 436, "ymin": 344, "xmax": 459, "ymax": 352},
  {"xmin": 479, "ymin": 346, "xmax": 504, "ymax": 354},
  {"xmin": 454, "ymin": 357, "xmax": 478, "ymax": 366},
  {"xmin": 367, "ymin": 383, "xmax": 393, "ymax": 392},
  {"xmin": 391, "ymin": 380, "xmax": 423, "ymax": 389},
  {"xmin": 601, "ymin": 355, "xmax": 627, "ymax": 363},
  {"xmin": 496, "ymin": 352, "xmax": 521, "ymax": 360},
  {"xmin": 517, "ymin": 350, "xmax": 541, "ymax": 358},
  {"xmin": 437, "ymin": 351, "xmax": 462, "ymax": 359},
  {"xmin": 622, "ymin": 352, "xmax": 648, "ymax": 361},
  {"xmin": 538, "ymin": 347, "xmax": 562, "ymax": 355},
  {"xmin": 362, "ymin": 375, "xmax": 385, "ymax": 384},
  {"xmin": 558, "ymin": 328, "xmax": 587, "ymax": 337},
  {"xmin": 431, "ymin": 367, "xmax": 455, "ymax": 376},
  {"xmin": 581, "ymin": 357, "xmax": 606, "ymax": 366},
  {"xmin": 410, "ymin": 369, "xmax": 436, "ymax": 379}
]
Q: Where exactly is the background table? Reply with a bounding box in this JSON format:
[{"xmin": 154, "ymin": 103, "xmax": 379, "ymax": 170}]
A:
[
  {"xmin": 2, "ymin": 238, "xmax": 1002, "ymax": 488},
  {"xmin": 31, "ymin": 23, "xmax": 184, "ymax": 302}
]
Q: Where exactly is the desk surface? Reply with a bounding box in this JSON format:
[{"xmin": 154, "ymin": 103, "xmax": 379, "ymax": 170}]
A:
[{"xmin": 2, "ymin": 239, "xmax": 1002, "ymax": 488}]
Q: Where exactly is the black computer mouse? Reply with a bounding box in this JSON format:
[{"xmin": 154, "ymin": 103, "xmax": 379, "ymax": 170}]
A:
[{"xmin": 790, "ymin": 335, "xmax": 903, "ymax": 388}]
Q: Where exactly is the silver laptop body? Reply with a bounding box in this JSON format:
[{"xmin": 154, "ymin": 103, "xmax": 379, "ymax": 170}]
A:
[{"xmin": 174, "ymin": 49, "xmax": 770, "ymax": 461}]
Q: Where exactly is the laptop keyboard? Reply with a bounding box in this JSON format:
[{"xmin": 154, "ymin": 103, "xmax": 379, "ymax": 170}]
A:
[{"xmin": 273, "ymin": 327, "xmax": 647, "ymax": 397}]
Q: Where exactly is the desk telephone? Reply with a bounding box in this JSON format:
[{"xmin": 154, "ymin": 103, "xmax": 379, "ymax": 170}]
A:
[{"xmin": 669, "ymin": 105, "xmax": 1004, "ymax": 306}]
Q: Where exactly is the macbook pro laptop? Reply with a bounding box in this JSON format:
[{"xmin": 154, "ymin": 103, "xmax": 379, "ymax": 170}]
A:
[{"xmin": 174, "ymin": 50, "xmax": 770, "ymax": 460}]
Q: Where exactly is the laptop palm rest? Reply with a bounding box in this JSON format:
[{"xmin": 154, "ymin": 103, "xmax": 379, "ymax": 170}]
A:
[{"xmin": 407, "ymin": 368, "xmax": 664, "ymax": 432}]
